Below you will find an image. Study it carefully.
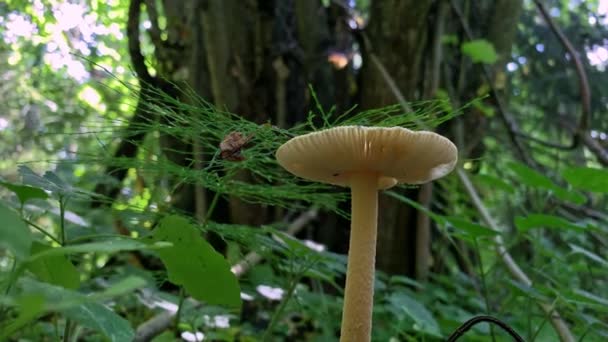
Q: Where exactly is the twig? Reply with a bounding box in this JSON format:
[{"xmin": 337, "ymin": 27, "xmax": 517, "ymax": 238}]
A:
[
  {"xmin": 133, "ymin": 209, "xmax": 318, "ymax": 341},
  {"xmin": 127, "ymin": 0, "xmax": 153, "ymax": 84},
  {"xmin": 534, "ymin": 0, "xmax": 591, "ymax": 139},
  {"xmin": 143, "ymin": 0, "xmax": 162, "ymax": 50}
]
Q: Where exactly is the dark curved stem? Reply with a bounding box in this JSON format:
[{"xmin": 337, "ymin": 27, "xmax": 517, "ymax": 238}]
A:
[
  {"xmin": 446, "ymin": 315, "xmax": 525, "ymax": 342},
  {"xmin": 533, "ymin": 0, "xmax": 590, "ymax": 137},
  {"xmin": 127, "ymin": 0, "xmax": 154, "ymax": 84}
]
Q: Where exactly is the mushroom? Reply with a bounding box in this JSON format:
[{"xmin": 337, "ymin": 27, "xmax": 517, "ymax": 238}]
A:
[{"xmin": 276, "ymin": 126, "xmax": 458, "ymax": 342}]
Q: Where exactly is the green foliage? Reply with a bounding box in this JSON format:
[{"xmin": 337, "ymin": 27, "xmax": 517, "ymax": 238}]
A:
[
  {"xmin": 26, "ymin": 241, "xmax": 81, "ymax": 289},
  {"xmin": 1, "ymin": 0, "xmax": 607, "ymax": 341},
  {"xmin": 562, "ymin": 166, "xmax": 608, "ymax": 193},
  {"xmin": 149, "ymin": 215, "xmax": 241, "ymax": 309},
  {"xmin": 0, "ymin": 202, "xmax": 32, "ymax": 260},
  {"xmin": 0, "ymin": 180, "xmax": 48, "ymax": 205},
  {"xmin": 515, "ymin": 214, "xmax": 588, "ymax": 233},
  {"xmin": 508, "ymin": 161, "xmax": 586, "ymax": 204},
  {"xmin": 386, "ymin": 291, "xmax": 442, "ymax": 338},
  {"xmin": 461, "ymin": 39, "xmax": 498, "ymax": 64}
]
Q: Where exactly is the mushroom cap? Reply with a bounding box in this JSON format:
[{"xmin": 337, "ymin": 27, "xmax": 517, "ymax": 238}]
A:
[{"xmin": 276, "ymin": 126, "xmax": 458, "ymax": 189}]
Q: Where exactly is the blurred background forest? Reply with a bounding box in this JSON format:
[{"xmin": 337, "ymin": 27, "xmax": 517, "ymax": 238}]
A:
[{"xmin": 0, "ymin": 0, "xmax": 607, "ymax": 341}]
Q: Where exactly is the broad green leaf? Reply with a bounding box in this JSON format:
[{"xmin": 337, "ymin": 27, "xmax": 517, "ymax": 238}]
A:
[
  {"xmin": 1, "ymin": 276, "xmax": 145, "ymax": 341},
  {"xmin": 0, "ymin": 202, "xmax": 32, "ymax": 259},
  {"xmin": 92, "ymin": 276, "xmax": 148, "ymax": 300},
  {"xmin": 562, "ymin": 166, "xmax": 608, "ymax": 193},
  {"xmin": 151, "ymin": 215, "xmax": 241, "ymax": 309},
  {"xmin": 28, "ymin": 239, "xmax": 168, "ymax": 262},
  {"xmin": 508, "ymin": 162, "xmax": 585, "ymax": 204},
  {"xmin": 569, "ymin": 244, "xmax": 608, "ymax": 267},
  {"xmin": 508, "ymin": 162, "xmax": 556, "ymax": 189},
  {"xmin": 63, "ymin": 302, "xmax": 134, "ymax": 342},
  {"xmin": 0, "ymin": 180, "xmax": 48, "ymax": 204},
  {"xmin": 461, "ymin": 39, "xmax": 498, "ymax": 64},
  {"xmin": 17, "ymin": 279, "xmax": 134, "ymax": 342},
  {"xmin": 18, "ymin": 166, "xmax": 74, "ymax": 197},
  {"xmin": 515, "ymin": 214, "xmax": 586, "ymax": 233},
  {"xmin": 552, "ymin": 187, "xmax": 587, "ymax": 205},
  {"xmin": 27, "ymin": 241, "xmax": 80, "ymax": 289},
  {"xmin": 446, "ymin": 216, "xmax": 500, "ymax": 237},
  {"xmin": 475, "ymin": 174, "xmax": 516, "ymax": 194},
  {"xmin": 0, "ymin": 294, "xmax": 46, "ymax": 340},
  {"xmin": 388, "ymin": 292, "xmax": 442, "ymax": 337}
]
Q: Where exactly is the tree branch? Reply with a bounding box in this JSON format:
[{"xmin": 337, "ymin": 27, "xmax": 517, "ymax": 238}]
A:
[
  {"xmin": 534, "ymin": 0, "xmax": 591, "ymax": 138},
  {"xmin": 143, "ymin": 0, "xmax": 162, "ymax": 51},
  {"xmin": 127, "ymin": 0, "xmax": 153, "ymax": 84}
]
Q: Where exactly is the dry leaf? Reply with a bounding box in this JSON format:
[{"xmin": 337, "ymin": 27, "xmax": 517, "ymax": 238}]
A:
[{"xmin": 220, "ymin": 132, "xmax": 252, "ymax": 161}]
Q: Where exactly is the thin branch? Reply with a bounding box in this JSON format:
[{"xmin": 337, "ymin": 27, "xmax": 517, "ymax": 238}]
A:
[
  {"xmin": 133, "ymin": 209, "xmax": 318, "ymax": 341},
  {"xmin": 143, "ymin": 0, "xmax": 162, "ymax": 50},
  {"xmin": 127, "ymin": 0, "xmax": 153, "ymax": 84},
  {"xmin": 534, "ymin": 0, "xmax": 591, "ymax": 136},
  {"xmin": 581, "ymin": 132, "xmax": 608, "ymax": 166}
]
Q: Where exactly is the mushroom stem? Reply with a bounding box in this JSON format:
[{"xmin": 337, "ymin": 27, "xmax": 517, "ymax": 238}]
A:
[{"xmin": 340, "ymin": 173, "xmax": 378, "ymax": 342}]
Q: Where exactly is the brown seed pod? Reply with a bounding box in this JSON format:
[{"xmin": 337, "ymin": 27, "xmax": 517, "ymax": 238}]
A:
[{"xmin": 219, "ymin": 132, "xmax": 252, "ymax": 161}]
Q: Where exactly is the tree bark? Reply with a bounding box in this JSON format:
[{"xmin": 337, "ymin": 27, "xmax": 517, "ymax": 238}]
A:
[{"xmin": 360, "ymin": 0, "xmax": 433, "ymax": 276}]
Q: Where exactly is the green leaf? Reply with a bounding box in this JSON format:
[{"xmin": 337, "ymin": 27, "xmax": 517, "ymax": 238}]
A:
[
  {"xmin": 388, "ymin": 292, "xmax": 442, "ymax": 337},
  {"xmin": 0, "ymin": 202, "xmax": 32, "ymax": 259},
  {"xmin": 446, "ymin": 216, "xmax": 500, "ymax": 237},
  {"xmin": 18, "ymin": 166, "xmax": 74, "ymax": 197},
  {"xmin": 562, "ymin": 167, "xmax": 608, "ymax": 193},
  {"xmin": 475, "ymin": 174, "xmax": 516, "ymax": 194},
  {"xmin": 508, "ymin": 162, "xmax": 555, "ymax": 189},
  {"xmin": 92, "ymin": 276, "xmax": 148, "ymax": 300},
  {"xmin": 567, "ymin": 289, "xmax": 608, "ymax": 308},
  {"xmin": 0, "ymin": 180, "xmax": 48, "ymax": 204},
  {"xmin": 17, "ymin": 279, "xmax": 134, "ymax": 342},
  {"xmin": 151, "ymin": 215, "xmax": 241, "ymax": 309},
  {"xmin": 27, "ymin": 241, "xmax": 80, "ymax": 289},
  {"xmin": 552, "ymin": 187, "xmax": 587, "ymax": 205},
  {"xmin": 515, "ymin": 214, "xmax": 586, "ymax": 233},
  {"xmin": 461, "ymin": 39, "xmax": 498, "ymax": 64},
  {"xmin": 28, "ymin": 239, "xmax": 167, "ymax": 262},
  {"xmin": 507, "ymin": 280, "xmax": 547, "ymax": 301},
  {"xmin": 0, "ymin": 294, "xmax": 46, "ymax": 339},
  {"xmin": 569, "ymin": 244, "xmax": 608, "ymax": 267},
  {"xmin": 441, "ymin": 34, "xmax": 459, "ymax": 46},
  {"xmin": 508, "ymin": 162, "xmax": 585, "ymax": 204},
  {"xmin": 63, "ymin": 302, "xmax": 134, "ymax": 342},
  {"xmin": 1, "ymin": 276, "xmax": 145, "ymax": 341}
]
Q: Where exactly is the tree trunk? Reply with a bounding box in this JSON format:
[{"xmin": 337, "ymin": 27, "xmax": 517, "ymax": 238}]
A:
[{"xmin": 359, "ymin": 0, "xmax": 433, "ymax": 276}]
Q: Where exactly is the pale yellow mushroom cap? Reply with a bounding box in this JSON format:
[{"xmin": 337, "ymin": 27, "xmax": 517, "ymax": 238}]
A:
[{"xmin": 276, "ymin": 126, "xmax": 458, "ymax": 189}]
